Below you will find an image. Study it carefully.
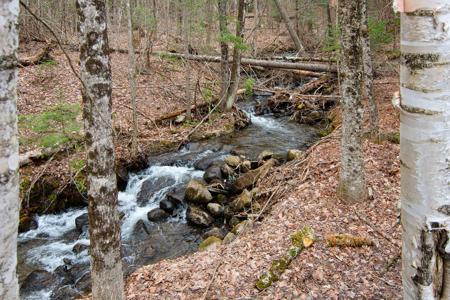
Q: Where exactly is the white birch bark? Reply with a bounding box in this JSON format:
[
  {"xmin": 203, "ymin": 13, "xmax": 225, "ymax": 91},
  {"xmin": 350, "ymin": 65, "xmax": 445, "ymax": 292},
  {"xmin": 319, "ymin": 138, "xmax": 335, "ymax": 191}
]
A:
[
  {"xmin": 76, "ymin": 1, "xmax": 124, "ymax": 299},
  {"xmin": 396, "ymin": 1, "xmax": 450, "ymax": 298},
  {"xmin": 337, "ymin": 0, "xmax": 367, "ymax": 203},
  {"xmin": 0, "ymin": 1, "xmax": 20, "ymax": 299}
]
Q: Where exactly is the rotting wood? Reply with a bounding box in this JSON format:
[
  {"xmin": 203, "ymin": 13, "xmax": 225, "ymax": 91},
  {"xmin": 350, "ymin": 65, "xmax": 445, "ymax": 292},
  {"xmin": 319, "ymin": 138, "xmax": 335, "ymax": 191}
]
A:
[
  {"xmin": 18, "ymin": 44, "xmax": 53, "ymax": 67},
  {"xmin": 110, "ymin": 49, "xmax": 337, "ymax": 73}
]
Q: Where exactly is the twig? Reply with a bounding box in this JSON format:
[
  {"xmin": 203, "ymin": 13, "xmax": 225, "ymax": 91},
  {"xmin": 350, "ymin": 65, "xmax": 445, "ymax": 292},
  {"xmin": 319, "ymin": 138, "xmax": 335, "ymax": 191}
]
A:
[
  {"xmin": 201, "ymin": 261, "xmax": 222, "ymax": 300},
  {"xmin": 25, "ymin": 154, "xmax": 55, "ymax": 209}
]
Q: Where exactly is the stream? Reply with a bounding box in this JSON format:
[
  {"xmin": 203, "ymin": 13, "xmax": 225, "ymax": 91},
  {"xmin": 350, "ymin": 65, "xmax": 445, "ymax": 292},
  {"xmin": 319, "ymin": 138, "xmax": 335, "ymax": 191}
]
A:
[{"xmin": 17, "ymin": 93, "xmax": 319, "ymax": 299}]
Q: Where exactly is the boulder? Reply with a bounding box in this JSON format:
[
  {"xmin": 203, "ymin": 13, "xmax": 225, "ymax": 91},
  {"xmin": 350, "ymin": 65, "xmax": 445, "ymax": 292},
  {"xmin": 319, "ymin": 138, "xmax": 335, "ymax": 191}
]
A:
[
  {"xmin": 20, "ymin": 270, "xmax": 56, "ymax": 295},
  {"xmin": 147, "ymin": 208, "xmax": 170, "ymax": 222},
  {"xmin": 240, "ymin": 160, "xmax": 252, "ymax": 173},
  {"xmin": 72, "ymin": 242, "xmax": 89, "ymax": 254},
  {"xmin": 230, "ymin": 159, "xmax": 276, "ymax": 193},
  {"xmin": 193, "ymin": 156, "xmax": 222, "ymax": 171},
  {"xmin": 231, "ymin": 220, "xmax": 252, "ymax": 235},
  {"xmin": 198, "ymin": 236, "xmax": 222, "ymax": 251},
  {"xmin": 203, "ymin": 227, "xmax": 226, "ymax": 239},
  {"xmin": 230, "ymin": 189, "xmax": 252, "ymax": 212},
  {"xmin": 207, "ymin": 203, "xmax": 224, "ymax": 217},
  {"xmin": 184, "ymin": 180, "xmax": 213, "ymax": 204},
  {"xmin": 74, "ymin": 271, "xmax": 91, "ymax": 292},
  {"xmin": 287, "ymin": 149, "xmax": 304, "ymax": 161},
  {"xmin": 75, "ymin": 213, "xmax": 89, "ymax": 233},
  {"xmin": 133, "ymin": 219, "xmax": 151, "ymax": 239},
  {"xmin": 224, "ymin": 155, "xmax": 241, "ymax": 168},
  {"xmin": 203, "ymin": 163, "xmax": 223, "ymax": 184},
  {"xmin": 186, "ymin": 206, "xmax": 214, "ymax": 227},
  {"xmin": 137, "ymin": 176, "xmax": 176, "ymax": 206},
  {"xmin": 220, "ymin": 164, "xmax": 235, "ymax": 178},
  {"xmin": 51, "ymin": 286, "xmax": 81, "ymax": 300},
  {"xmin": 19, "ymin": 215, "xmax": 38, "ymax": 233},
  {"xmin": 257, "ymin": 150, "xmax": 274, "ymax": 162},
  {"xmin": 223, "ymin": 232, "xmax": 236, "ymax": 244}
]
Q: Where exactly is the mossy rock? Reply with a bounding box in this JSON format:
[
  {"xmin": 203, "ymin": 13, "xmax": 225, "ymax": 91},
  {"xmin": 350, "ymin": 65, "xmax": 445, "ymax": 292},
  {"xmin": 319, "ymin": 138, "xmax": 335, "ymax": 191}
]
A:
[
  {"xmin": 287, "ymin": 149, "xmax": 303, "ymax": 161},
  {"xmin": 198, "ymin": 236, "xmax": 222, "ymax": 251},
  {"xmin": 231, "ymin": 220, "xmax": 251, "ymax": 235},
  {"xmin": 224, "ymin": 155, "xmax": 241, "ymax": 168},
  {"xmin": 230, "ymin": 189, "xmax": 252, "ymax": 212},
  {"xmin": 184, "ymin": 180, "xmax": 213, "ymax": 204}
]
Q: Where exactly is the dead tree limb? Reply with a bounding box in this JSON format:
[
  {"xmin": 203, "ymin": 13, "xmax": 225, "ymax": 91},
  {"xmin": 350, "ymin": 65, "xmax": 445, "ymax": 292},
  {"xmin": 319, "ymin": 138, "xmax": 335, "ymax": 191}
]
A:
[{"xmin": 18, "ymin": 44, "xmax": 53, "ymax": 67}]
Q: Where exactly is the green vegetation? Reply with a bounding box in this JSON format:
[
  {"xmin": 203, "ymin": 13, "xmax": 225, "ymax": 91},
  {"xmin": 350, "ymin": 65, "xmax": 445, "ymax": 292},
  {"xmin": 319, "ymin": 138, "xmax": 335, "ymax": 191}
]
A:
[
  {"xmin": 368, "ymin": 17, "xmax": 393, "ymax": 47},
  {"xmin": 244, "ymin": 78, "xmax": 256, "ymax": 96},
  {"xmin": 219, "ymin": 31, "xmax": 250, "ymax": 52},
  {"xmin": 19, "ymin": 103, "xmax": 83, "ymax": 149}
]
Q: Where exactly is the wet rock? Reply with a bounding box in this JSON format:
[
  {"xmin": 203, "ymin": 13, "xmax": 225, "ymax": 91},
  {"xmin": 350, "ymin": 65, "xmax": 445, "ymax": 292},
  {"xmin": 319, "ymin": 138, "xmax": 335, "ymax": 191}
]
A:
[
  {"xmin": 116, "ymin": 164, "xmax": 129, "ymax": 191},
  {"xmin": 224, "ymin": 155, "xmax": 241, "ymax": 168},
  {"xmin": 231, "ymin": 220, "xmax": 252, "ymax": 235},
  {"xmin": 21, "ymin": 270, "xmax": 57, "ymax": 295},
  {"xmin": 257, "ymin": 150, "xmax": 274, "ymax": 162},
  {"xmin": 19, "ymin": 215, "xmax": 38, "ymax": 233},
  {"xmin": 193, "ymin": 155, "xmax": 222, "ymax": 171},
  {"xmin": 230, "ymin": 159, "xmax": 276, "ymax": 193},
  {"xmin": 203, "ymin": 163, "xmax": 223, "ymax": 184},
  {"xmin": 240, "ymin": 160, "xmax": 252, "ymax": 173},
  {"xmin": 220, "ymin": 164, "xmax": 235, "ymax": 178},
  {"xmin": 287, "ymin": 149, "xmax": 304, "ymax": 161},
  {"xmin": 74, "ymin": 271, "xmax": 91, "ymax": 292},
  {"xmin": 229, "ymin": 216, "xmax": 241, "ymax": 228},
  {"xmin": 186, "ymin": 205, "xmax": 214, "ymax": 227},
  {"xmin": 230, "ymin": 189, "xmax": 252, "ymax": 212},
  {"xmin": 147, "ymin": 208, "xmax": 169, "ymax": 222},
  {"xmin": 207, "ymin": 203, "xmax": 224, "ymax": 217},
  {"xmin": 203, "ymin": 227, "xmax": 226, "ymax": 239},
  {"xmin": 75, "ymin": 213, "xmax": 88, "ymax": 233},
  {"xmin": 223, "ymin": 232, "xmax": 236, "ymax": 244},
  {"xmin": 184, "ymin": 180, "xmax": 213, "ymax": 204},
  {"xmin": 137, "ymin": 176, "xmax": 176, "ymax": 206},
  {"xmin": 198, "ymin": 236, "xmax": 222, "ymax": 251},
  {"xmin": 166, "ymin": 188, "xmax": 184, "ymax": 206},
  {"xmin": 160, "ymin": 198, "xmax": 176, "ymax": 214},
  {"xmin": 72, "ymin": 243, "xmax": 89, "ymax": 254},
  {"xmin": 51, "ymin": 285, "xmax": 81, "ymax": 300},
  {"xmin": 133, "ymin": 219, "xmax": 151, "ymax": 240}
]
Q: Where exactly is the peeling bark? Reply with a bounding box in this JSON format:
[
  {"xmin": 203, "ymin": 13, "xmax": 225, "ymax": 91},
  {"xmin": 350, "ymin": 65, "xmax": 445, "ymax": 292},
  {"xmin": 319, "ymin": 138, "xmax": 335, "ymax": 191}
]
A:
[
  {"xmin": 337, "ymin": 0, "xmax": 368, "ymax": 203},
  {"xmin": 398, "ymin": 2, "xmax": 450, "ymax": 299},
  {"xmin": 0, "ymin": 1, "xmax": 20, "ymax": 299},
  {"xmin": 76, "ymin": 0, "xmax": 124, "ymax": 299}
]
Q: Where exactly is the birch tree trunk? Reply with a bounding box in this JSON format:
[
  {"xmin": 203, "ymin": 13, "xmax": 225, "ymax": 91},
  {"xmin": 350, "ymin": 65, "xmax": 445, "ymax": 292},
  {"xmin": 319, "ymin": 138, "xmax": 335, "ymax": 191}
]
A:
[
  {"xmin": 218, "ymin": 0, "xmax": 230, "ymax": 103},
  {"xmin": 126, "ymin": 0, "xmax": 139, "ymax": 155},
  {"xmin": 396, "ymin": 1, "xmax": 450, "ymax": 298},
  {"xmin": 273, "ymin": 0, "xmax": 304, "ymax": 52},
  {"xmin": 225, "ymin": 0, "xmax": 245, "ymax": 111},
  {"xmin": 361, "ymin": 0, "xmax": 379, "ymax": 138},
  {"xmin": 0, "ymin": 1, "xmax": 20, "ymax": 299},
  {"xmin": 337, "ymin": 0, "xmax": 367, "ymax": 203},
  {"xmin": 76, "ymin": 1, "xmax": 124, "ymax": 299}
]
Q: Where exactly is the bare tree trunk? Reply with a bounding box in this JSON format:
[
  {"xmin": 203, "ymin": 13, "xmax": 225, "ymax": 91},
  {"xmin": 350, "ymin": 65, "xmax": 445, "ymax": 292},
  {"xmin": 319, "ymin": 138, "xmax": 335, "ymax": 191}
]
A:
[
  {"xmin": 205, "ymin": 0, "xmax": 213, "ymax": 47},
  {"xmin": 126, "ymin": 0, "xmax": 139, "ymax": 155},
  {"xmin": 396, "ymin": 2, "xmax": 450, "ymax": 298},
  {"xmin": 76, "ymin": 1, "xmax": 124, "ymax": 299},
  {"xmin": 360, "ymin": 0, "xmax": 379, "ymax": 138},
  {"xmin": 251, "ymin": 0, "xmax": 259, "ymax": 56},
  {"xmin": 273, "ymin": 0, "xmax": 304, "ymax": 52},
  {"xmin": 337, "ymin": 0, "xmax": 367, "ymax": 203},
  {"xmin": 183, "ymin": 0, "xmax": 192, "ymax": 120},
  {"xmin": 218, "ymin": 0, "xmax": 230, "ymax": 103},
  {"xmin": 225, "ymin": 0, "xmax": 245, "ymax": 111},
  {"xmin": 0, "ymin": 1, "xmax": 20, "ymax": 299}
]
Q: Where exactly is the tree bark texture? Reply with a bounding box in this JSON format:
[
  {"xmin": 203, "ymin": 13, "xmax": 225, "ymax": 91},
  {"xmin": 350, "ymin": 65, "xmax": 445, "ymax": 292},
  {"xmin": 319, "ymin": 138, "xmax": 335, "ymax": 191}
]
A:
[
  {"xmin": 218, "ymin": 0, "xmax": 230, "ymax": 103},
  {"xmin": 225, "ymin": 0, "xmax": 245, "ymax": 111},
  {"xmin": 0, "ymin": 1, "xmax": 20, "ymax": 299},
  {"xmin": 183, "ymin": 0, "xmax": 193, "ymax": 119},
  {"xmin": 361, "ymin": 0, "xmax": 379, "ymax": 137},
  {"xmin": 398, "ymin": 1, "xmax": 450, "ymax": 298},
  {"xmin": 337, "ymin": 0, "xmax": 367, "ymax": 202},
  {"xmin": 273, "ymin": 0, "xmax": 304, "ymax": 52},
  {"xmin": 76, "ymin": 1, "xmax": 124, "ymax": 299}
]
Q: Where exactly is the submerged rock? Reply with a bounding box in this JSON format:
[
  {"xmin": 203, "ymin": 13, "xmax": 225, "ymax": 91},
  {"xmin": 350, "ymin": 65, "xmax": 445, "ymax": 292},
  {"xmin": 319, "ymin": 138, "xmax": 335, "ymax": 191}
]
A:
[
  {"xmin": 198, "ymin": 236, "xmax": 222, "ymax": 251},
  {"xmin": 186, "ymin": 206, "xmax": 214, "ymax": 227},
  {"xmin": 184, "ymin": 180, "xmax": 213, "ymax": 204},
  {"xmin": 207, "ymin": 203, "xmax": 224, "ymax": 217},
  {"xmin": 21, "ymin": 270, "xmax": 57, "ymax": 295},
  {"xmin": 147, "ymin": 208, "xmax": 170, "ymax": 222},
  {"xmin": 137, "ymin": 176, "xmax": 176, "ymax": 206},
  {"xmin": 72, "ymin": 242, "xmax": 89, "ymax": 254},
  {"xmin": 51, "ymin": 285, "xmax": 81, "ymax": 300},
  {"xmin": 287, "ymin": 149, "xmax": 304, "ymax": 161}
]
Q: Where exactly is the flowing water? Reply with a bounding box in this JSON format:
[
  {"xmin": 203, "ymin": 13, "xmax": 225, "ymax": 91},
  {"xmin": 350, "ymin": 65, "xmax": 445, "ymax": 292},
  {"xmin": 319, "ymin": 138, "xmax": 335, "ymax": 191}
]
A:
[{"xmin": 17, "ymin": 94, "xmax": 319, "ymax": 299}]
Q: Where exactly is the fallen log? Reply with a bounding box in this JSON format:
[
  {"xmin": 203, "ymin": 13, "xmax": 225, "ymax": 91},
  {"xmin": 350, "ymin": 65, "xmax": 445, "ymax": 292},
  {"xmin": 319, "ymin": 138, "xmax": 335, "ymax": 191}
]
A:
[
  {"xmin": 270, "ymin": 55, "xmax": 336, "ymax": 63},
  {"xmin": 18, "ymin": 45, "xmax": 53, "ymax": 67},
  {"xmin": 110, "ymin": 49, "xmax": 337, "ymax": 73}
]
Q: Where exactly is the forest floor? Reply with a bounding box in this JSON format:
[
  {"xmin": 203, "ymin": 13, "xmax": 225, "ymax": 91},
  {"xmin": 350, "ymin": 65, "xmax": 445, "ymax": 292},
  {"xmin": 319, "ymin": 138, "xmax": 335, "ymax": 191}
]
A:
[{"xmin": 124, "ymin": 75, "xmax": 402, "ymax": 299}]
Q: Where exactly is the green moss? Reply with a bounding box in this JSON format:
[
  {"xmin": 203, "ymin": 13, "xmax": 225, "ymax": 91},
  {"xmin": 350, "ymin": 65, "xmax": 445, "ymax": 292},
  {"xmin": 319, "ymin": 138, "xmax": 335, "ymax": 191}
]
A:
[
  {"xmin": 198, "ymin": 236, "xmax": 222, "ymax": 251},
  {"xmin": 255, "ymin": 272, "xmax": 273, "ymax": 290},
  {"xmin": 291, "ymin": 226, "xmax": 314, "ymax": 248},
  {"xmin": 381, "ymin": 132, "xmax": 400, "ymax": 144}
]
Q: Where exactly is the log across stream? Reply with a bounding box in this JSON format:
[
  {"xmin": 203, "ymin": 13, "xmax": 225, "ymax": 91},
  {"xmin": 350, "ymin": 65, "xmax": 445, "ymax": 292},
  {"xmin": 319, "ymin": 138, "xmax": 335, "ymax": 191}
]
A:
[{"xmin": 17, "ymin": 93, "xmax": 321, "ymax": 300}]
